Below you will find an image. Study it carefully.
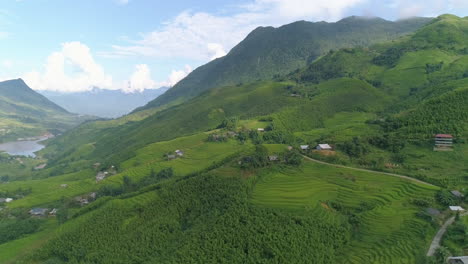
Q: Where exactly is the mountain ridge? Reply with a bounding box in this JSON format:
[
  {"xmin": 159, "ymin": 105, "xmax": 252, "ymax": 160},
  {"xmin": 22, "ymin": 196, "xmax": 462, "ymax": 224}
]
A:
[{"xmin": 139, "ymin": 16, "xmax": 433, "ymax": 110}]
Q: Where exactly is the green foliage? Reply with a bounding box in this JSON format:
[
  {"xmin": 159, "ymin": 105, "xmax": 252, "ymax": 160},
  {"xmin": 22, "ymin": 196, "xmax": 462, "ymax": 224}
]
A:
[
  {"xmin": 240, "ymin": 145, "xmax": 270, "ymax": 169},
  {"xmin": 32, "ymin": 174, "xmax": 349, "ymax": 264},
  {"xmin": 337, "ymin": 137, "xmax": 370, "ymax": 158},
  {"xmin": 0, "ymin": 79, "xmax": 89, "ymax": 142},
  {"xmin": 283, "ymin": 150, "xmax": 303, "ymax": 166},
  {"xmin": 143, "ymin": 17, "xmax": 430, "ymax": 109},
  {"xmin": 0, "ymin": 218, "xmax": 44, "ymax": 245},
  {"xmin": 435, "ymin": 189, "xmax": 455, "ymax": 206},
  {"xmin": 442, "ymin": 217, "xmax": 468, "ymax": 255}
]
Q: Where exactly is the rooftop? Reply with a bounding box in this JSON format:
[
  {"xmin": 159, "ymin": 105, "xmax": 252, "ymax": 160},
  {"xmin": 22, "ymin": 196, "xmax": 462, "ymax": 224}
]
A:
[
  {"xmin": 317, "ymin": 144, "xmax": 332, "ymax": 149},
  {"xmin": 449, "ymin": 206, "xmax": 465, "ymax": 211},
  {"xmin": 435, "ymin": 134, "xmax": 453, "ymax": 138},
  {"xmin": 448, "ymin": 256, "xmax": 468, "ymax": 264}
]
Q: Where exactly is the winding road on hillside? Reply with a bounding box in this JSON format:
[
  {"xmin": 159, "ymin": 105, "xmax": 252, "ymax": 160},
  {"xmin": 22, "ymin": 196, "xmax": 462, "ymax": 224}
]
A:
[
  {"xmin": 301, "ymin": 155, "xmax": 438, "ymax": 187},
  {"xmin": 426, "ymin": 212, "xmax": 468, "ymax": 256}
]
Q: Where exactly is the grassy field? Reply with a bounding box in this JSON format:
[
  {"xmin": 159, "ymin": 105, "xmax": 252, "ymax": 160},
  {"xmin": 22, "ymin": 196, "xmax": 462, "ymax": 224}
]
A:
[{"xmin": 251, "ymin": 160, "xmax": 439, "ymax": 264}]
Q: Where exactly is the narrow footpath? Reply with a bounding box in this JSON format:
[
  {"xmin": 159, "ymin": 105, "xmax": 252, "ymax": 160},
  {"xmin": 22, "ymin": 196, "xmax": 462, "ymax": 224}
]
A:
[{"xmin": 301, "ymin": 155, "xmax": 438, "ymax": 188}]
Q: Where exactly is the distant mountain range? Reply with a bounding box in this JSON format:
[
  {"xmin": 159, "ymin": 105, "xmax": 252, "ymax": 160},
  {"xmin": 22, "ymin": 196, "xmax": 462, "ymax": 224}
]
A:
[
  {"xmin": 40, "ymin": 87, "xmax": 168, "ymax": 118},
  {"xmin": 0, "ymin": 79, "xmax": 87, "ymax": 142}
]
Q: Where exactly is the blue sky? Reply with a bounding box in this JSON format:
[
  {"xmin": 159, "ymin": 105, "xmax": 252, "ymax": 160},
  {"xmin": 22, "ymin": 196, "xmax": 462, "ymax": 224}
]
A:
[{"xmin": 0, "ymin": 0, "xmax": 467, "ymax": 92}]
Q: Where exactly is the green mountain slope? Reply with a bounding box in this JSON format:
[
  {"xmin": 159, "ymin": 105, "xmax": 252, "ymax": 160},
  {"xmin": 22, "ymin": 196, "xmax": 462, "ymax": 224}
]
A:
[
  {"xmin": 141, "ymin": 16, "xmax": 431, "ymax": 109},
  {"xmin": 42, "ymin": 15, "xmax": 467, "ymax": 173},
  {"xmin": 1, "ymin": 15, "xmax": 468, "ymax": 264},
  {"xmin": 0, "ymin": 79, "xmax": 88, "ymax": 142}
]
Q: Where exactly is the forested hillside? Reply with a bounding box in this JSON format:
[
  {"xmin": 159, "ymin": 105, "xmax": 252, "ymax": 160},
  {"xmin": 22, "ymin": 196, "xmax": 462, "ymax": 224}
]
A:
[
  {"xmin": 141, "ymin": 16, "xmax": 431, "ymax": 109},
  {"xmin": 0, "ymin": 79, "xmax": 88, "ymax": 142},
  {"xmin": 0, "ymin": 15, "xmax": 467, "ymax": 264}
]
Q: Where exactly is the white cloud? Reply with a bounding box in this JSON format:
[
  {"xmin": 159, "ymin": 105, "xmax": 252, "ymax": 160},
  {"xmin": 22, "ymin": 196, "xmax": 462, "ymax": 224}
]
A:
[
  {"xmin": 390, "ymin": 0, "xmax": 468, "ymax": 19},
  {"xmin": 0, "ymin": 31, "xmax": 9, "ymax": 39},
  {"xmin": 116, "ymin": 0, "xmax": 129, "ymax": 5},
  {"xmin": 23, "ymin": 42, "xmax": 113, "ymax": 92},
  {"xmin": 159, "ymin": 65, "xmax": 193, "ymax": 87},
  {"xmin": 2, "ymin": 60, "xmax": 13, "ymax": 68},
  {"xmin": 207, "ymin": 43, "xmax": 227, "ymax": 60},
  {"xmin": 106, "ymin": 0, "xmax": 367, "ymax": 62},
  {"xmin": 121, "ymin": 64, "xmax": 192, "ymax": 93},
  {"xmin": 123, "ymin": 64, "xmax": 155, "ymax": 93}
]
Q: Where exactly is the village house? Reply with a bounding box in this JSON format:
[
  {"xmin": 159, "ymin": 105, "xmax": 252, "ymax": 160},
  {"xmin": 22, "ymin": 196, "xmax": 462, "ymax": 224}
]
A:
[
  {"xmin": 0, "ymin": 198, "xmax": 14, "ymax": 203},
  {"xmin": 257, "ymin": 128, "xmax": 265, "ymax": 132},
  {"xmin": 287, "ymin": 146, "xmax": 293, "ymax": 151},
  {"xmin": 29, "ymin": 208, "xmax": 48, "ymax": 217},
  {"xmin": 448, "ymin": 256, "xmax": 468, "ymax": 264},
  {"xmin": 449, "ymin": 206, "xmax": 465, "ymax": 211},
  {"xmin": 60, "ymin": 184, "xmax": 68, "ymax": 188},
  {"xmin": 300, "ymin": 145, "xmax": 309, "ymax": 150},
  {"xmin": 96, "ymin": 171, "xmax": 109, "ymax": 182},
  {"xmin": 227, "ymin": 131, "xmax": 238, "ymax": 137},
  {"xmin": 93, "ymin": 162, "xmax": 101, "ymax": 169},
  {"xmin": 74, "ymin": 196, "xmax": 89, "ymax": 206},
  {"xmin": 49, "ymin": 208, "xmax": 58, "ymax": 216},
  {"xmin": 451, "ymin": 190, "xmax": 464, "ymax": 198},
  {"xmin": 34, "ymin": 163, "xmax": 47, "ymax": 170},
  {"xmin": 434, "ymin": 134, "xmax": 454, "ymax": 151},
  {"xmin": 316, "ymin": 144, "xmax": 332, "ymax": 150},
  {"xmin": 167, "ymin": 154, "xmax": 176, "ymax": 160},
  {"xmin": 175, "ymin": 150, "xmax": 184, "ymax": 157},
  {"xmin": 269, "ymin": 155, "xmax": 279, "ymax": 161},
  {"xmin": 425, "ymin": 208, "xmax": 441, "ymax": 216}
]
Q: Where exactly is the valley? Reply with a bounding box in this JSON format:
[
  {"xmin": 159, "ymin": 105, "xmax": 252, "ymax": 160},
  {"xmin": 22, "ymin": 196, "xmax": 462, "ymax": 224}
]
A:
[{"xmin": 0, "ymin": 13, "xmax": 467, "ymax": 264}]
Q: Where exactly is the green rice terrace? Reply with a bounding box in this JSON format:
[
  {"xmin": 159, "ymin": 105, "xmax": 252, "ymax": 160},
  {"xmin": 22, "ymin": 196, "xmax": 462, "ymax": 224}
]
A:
[{"xmin": 0, "ymin": 14, "xmax": 467, "ymax": 264}]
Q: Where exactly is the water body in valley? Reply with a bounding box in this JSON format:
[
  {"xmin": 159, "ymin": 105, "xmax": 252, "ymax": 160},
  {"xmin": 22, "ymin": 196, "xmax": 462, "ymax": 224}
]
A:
[{"xmin": 0, "ymin": 138, "xmax": 47, "ymax": 157}]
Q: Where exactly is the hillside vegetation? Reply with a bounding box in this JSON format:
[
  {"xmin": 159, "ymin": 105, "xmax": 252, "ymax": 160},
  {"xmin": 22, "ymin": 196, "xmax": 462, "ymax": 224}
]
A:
[
  {"xmin": 142, "ymin": 16, "xmax": 431, "ymax": 109},
  {"xmin": 0, "ymin": 79, "xmax": 88, "ymax": 142},
  {"xmin": 0, "ymin": 15, "xmax": 467, "ymax": 264}
]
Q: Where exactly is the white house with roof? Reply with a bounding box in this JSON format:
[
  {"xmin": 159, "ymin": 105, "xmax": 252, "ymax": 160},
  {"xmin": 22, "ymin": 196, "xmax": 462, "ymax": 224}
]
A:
[
  {"xmin": 300, "ymin": 145, "xmax": 309, "ymax": 150},
  {"xmin": 316, "ymin": 144, "xmax": 332, "ymax": 150},
  {"xmin": 448, "ymin": 256, "xmax": 468, "ymax": 264},
  {"xmin": 449, "ymin": 206, "xmax": 465, "ymax": 211}
]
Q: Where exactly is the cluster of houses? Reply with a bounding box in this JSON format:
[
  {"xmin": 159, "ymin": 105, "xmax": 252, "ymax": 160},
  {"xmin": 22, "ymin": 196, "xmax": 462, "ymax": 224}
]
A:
[
  {"xmin": 167, "ymin": 150, "xmax": 184, "ymax": 160},
  {"xmin": 95, "ymin": 165, "xmax": 117, "ymax": 182},
  {"xmin": 29, "ymin": 207, "xmax": 57, "ymax": 217},
  {"xmin": 28, "ymin": 192, "xmax": 98, "ymax": 217},
  {"xmin": 74, "ymin": 192, "xmax": 97, "ymax": 206},
  {"xmin": 449, "ymin": 189, "xmax": 465, "ymax": 212},
  {"xmin": 299, "ymin": 144, "xmax": 333, "ymax": 151}
]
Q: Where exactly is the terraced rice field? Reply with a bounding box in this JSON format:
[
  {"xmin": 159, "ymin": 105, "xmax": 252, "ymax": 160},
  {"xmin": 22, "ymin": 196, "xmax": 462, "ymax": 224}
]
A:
[
  {"xmin": 251, "ymin": 161, "xmax": 439, "ymax": 264},
  {"xmin": 1, "ymin": 133, "xmax": 249, "ymax": 209},
  {"xmin": 114, "ymin": 133, "xmax": 250, "ymax": 183}
]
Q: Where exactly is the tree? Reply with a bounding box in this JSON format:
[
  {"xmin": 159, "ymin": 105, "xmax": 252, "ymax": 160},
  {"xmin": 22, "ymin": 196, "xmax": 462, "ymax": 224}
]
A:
[
  {"xmin": 435, "ymin": 247, "xmax": 450, "ymax": 264},
  {"xmin": 57, "ymin": 207, "xmax": 69, "ymax": 224},
  {"xmin": 436, "ymin": 190, "xmax": 455, "ymax": 206},
  {"xmin": 284, "ymin": 150, "xmax": 303, "ymax": 166}
]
